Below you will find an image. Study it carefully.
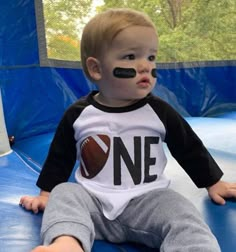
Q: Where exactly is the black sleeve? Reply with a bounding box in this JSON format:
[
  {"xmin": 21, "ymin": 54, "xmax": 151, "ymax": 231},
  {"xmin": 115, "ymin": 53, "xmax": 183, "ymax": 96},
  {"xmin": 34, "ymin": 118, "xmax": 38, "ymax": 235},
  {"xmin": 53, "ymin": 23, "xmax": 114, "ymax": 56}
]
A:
[
  {"xmin": 149, "ymin": 95, "xmax": 223, "ymax": 188},
  {"xmin": 36, "ymin": 103, "xmax": 83, "ymax": 192}
]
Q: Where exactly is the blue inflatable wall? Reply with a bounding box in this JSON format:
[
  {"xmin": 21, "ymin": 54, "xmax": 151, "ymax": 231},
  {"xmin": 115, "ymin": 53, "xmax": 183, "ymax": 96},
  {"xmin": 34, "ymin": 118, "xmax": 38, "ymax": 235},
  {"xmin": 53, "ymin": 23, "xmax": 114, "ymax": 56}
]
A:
[{"xmin": 1, "ymin": 0, "xmax": 235, "ymax": 142}]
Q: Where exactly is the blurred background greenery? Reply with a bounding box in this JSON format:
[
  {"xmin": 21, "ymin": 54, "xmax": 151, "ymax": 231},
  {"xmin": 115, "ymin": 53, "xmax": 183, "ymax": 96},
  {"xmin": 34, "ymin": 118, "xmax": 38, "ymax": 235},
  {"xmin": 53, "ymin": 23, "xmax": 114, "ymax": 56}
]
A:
[{"xmin": 42, "ymin": 0, "xmax": 236, "ymax": 62}]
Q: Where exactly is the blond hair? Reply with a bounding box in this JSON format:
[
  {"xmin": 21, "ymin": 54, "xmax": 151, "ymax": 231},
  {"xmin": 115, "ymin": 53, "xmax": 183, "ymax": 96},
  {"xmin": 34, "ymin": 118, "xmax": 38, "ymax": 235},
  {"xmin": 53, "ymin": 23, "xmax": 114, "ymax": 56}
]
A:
[{"xmin": 80, "ymin": 8, "xmax": 156, "ymax": 79}]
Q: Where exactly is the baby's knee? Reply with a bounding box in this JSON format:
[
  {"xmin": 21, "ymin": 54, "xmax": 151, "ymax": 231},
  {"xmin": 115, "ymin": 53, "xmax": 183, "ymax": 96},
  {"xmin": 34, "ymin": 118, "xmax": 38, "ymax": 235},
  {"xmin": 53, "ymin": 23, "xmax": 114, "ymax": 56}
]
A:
[
  {"xmin": 49, "ymin": 182, "xmax": 81, "ymax": 201},
  {"xmin": 50, "ymin": 182, "xmax": 93, "ymax": 206},
  {"xmin": 52, "ymin": 182, "xmax": 77, "ymax": 193}
]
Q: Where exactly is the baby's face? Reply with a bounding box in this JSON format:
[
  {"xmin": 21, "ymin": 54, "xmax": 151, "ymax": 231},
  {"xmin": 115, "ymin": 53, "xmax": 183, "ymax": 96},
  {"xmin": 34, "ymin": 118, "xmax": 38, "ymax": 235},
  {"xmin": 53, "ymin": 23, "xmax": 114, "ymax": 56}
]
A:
[{"xmin": 97, "ymin": 25, "xmax": 158, "ymax": 107}]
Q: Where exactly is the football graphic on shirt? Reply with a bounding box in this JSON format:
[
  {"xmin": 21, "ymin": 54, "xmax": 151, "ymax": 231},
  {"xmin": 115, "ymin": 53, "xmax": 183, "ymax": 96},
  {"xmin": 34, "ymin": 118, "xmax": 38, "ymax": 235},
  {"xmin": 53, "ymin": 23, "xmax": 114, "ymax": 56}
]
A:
[{"xmin": 80, "ymin": 134, "xmax": 110, "ymax": 178}]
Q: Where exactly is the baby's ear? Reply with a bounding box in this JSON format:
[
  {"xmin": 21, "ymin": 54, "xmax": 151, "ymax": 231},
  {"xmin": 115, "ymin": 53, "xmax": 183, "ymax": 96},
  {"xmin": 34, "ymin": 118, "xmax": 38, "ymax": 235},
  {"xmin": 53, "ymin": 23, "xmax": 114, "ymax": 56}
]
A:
[{"xmin": 86, "ymin": 57, "xmax": 102, "ymax": 81}]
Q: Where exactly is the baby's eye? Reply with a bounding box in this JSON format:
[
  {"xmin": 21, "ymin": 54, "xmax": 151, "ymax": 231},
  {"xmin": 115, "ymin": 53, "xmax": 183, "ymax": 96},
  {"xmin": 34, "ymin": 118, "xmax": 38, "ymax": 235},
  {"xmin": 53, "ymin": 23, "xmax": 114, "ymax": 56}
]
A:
[
  {"xmin": 148, "ymin": 55, "xmax": 156, "ymax": 61},
  {"xmin": 124, "ymin": 54, "xmax": 135, "ymax": 60}
]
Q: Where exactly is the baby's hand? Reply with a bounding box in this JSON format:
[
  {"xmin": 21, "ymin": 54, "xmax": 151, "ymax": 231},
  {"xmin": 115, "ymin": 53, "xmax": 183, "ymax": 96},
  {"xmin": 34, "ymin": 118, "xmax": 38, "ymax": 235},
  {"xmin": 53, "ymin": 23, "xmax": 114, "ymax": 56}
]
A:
[
  {"xmin": 19, "ymin": 191, "xmax": 49, "ymax": 214},
  {"xmin": 207, "ymin": 180, "xmax": 236, "ymax": 205}
]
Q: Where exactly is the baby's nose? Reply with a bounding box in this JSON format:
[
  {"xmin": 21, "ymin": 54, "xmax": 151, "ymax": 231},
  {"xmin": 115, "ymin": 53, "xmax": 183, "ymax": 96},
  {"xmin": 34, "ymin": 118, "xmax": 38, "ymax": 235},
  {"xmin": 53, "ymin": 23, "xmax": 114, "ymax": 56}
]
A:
[{"xmin": 137, "ymin": 59, "xmax": 151, "ymax": 73}]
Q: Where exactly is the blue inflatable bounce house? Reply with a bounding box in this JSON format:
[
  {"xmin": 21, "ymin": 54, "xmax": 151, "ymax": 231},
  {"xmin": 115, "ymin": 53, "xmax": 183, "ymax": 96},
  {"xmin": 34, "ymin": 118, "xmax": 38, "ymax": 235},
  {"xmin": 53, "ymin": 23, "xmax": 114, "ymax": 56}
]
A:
[{"xmin": 0, "ymin": 1, "xmax": 236, "ymax": 251}]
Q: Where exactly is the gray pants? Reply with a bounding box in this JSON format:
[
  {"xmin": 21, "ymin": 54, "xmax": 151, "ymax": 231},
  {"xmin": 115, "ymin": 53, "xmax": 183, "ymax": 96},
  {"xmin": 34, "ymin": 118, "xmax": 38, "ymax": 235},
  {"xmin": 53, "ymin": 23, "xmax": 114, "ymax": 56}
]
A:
[{"xmin": 40, "ymin": 182, "xmax": 220, "ymax": 252}]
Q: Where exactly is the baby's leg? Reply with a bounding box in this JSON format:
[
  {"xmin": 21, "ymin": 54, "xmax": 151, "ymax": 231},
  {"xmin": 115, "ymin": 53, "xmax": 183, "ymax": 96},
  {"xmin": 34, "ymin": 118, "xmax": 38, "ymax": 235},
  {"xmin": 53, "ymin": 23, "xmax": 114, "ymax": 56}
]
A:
[
  {"xmin": 36, "ymin": 183, "xmax": 101, "ymax": 252},
  {"xmin": 32, "ymin": 236, "xmax": 84, "ymax": 252},
  {"xmin": 118, "ymin": 189, "xmax": 221, "ymax": 252}
]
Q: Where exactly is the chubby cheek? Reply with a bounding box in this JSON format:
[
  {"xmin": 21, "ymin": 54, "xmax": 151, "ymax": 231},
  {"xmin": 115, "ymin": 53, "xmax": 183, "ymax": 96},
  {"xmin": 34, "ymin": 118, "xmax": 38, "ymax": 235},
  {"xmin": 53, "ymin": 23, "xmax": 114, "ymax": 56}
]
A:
[
  {"xmin": 115, "ymin": 80, "xmax": 152, "ymax": 99},
  {"xmin": 105, "ymin": 80, "xmax": 132, "ymax": 97},
  {"xmin": 112, "ymin": 79, "xmax": 132, "ymax": 91},
  {"xmin": 104, "ymin": 67, "xmax": 156, "ymax": 97}
]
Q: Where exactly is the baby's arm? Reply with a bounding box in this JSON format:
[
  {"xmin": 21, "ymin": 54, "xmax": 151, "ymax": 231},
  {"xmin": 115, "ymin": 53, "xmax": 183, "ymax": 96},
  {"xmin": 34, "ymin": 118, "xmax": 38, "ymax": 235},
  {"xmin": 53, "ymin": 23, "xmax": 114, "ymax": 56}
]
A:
[
  {"xmin": 19, "ymin": 190, "xmax": 49, "ymax": 214},
  {"xmin": 207, "ymin": 180, "xmax": 236, "ymax": 205}
]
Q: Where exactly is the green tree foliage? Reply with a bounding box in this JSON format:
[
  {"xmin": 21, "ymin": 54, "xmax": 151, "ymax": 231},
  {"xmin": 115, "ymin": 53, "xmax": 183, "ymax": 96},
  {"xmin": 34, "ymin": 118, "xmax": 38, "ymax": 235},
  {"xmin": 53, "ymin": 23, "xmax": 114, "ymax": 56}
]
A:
[
  {"xmin": 98, "ymin": 0, "xmax": 236, "ymax": 62},
  {"xmin": 43, "ymin": 0, "xmax": 92, "ymax": 61},
  {"xmin": 43, "ymin": 0, "xmax": 236, "ymax": 62}
]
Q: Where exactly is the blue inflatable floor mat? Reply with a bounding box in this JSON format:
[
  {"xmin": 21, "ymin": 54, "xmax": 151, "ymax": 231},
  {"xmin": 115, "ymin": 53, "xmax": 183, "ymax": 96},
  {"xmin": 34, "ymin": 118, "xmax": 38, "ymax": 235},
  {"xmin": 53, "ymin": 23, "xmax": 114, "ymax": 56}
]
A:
[{"xmin": 1, "ymin": 116, "xmax": 236, "ymax": 252}]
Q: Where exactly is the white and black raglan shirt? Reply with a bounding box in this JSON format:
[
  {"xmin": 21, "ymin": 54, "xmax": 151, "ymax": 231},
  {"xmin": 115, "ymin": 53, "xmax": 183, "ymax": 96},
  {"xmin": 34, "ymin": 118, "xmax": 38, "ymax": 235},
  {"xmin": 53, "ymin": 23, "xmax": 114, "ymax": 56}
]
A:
[{"xmin": 37, "ymin": 91, "xmax": 223, "ymax": 220}]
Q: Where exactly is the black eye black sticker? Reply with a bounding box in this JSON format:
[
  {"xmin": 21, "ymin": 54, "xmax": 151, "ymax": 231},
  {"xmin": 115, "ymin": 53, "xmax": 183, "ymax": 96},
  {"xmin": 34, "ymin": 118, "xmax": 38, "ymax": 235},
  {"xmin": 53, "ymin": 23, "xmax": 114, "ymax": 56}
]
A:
[
  {"xmin": 113, "ymin": 67, "xmax": 157, "ymax": 78},
  {"xmin": 113, "ymin": 68, "xmax": 136, "ymax": 78}
]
